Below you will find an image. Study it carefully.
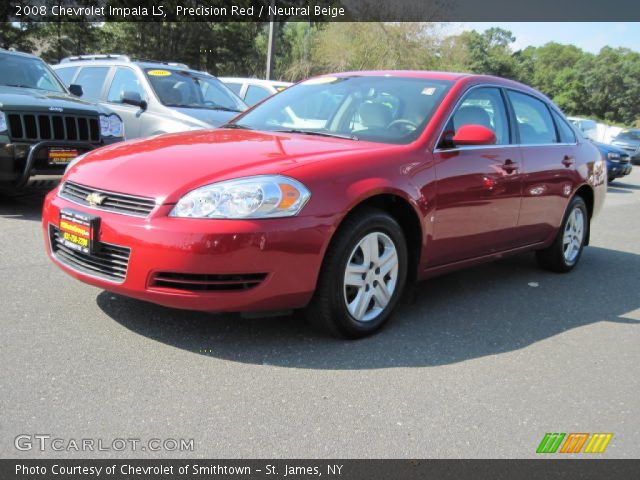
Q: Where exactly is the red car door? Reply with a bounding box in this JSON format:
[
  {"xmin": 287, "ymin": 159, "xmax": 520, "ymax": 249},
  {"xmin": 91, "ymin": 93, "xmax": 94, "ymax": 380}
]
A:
[
  {"xmin": 429, "ymin": 86, "xmax": 523, "ymax": 266},
  {"xmin": 506, "ymin": 90, "xmax": 579, "ymax": 244}
]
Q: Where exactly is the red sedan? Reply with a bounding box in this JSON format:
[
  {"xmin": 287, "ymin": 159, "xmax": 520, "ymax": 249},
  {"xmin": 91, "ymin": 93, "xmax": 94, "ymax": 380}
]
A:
[{"xmin": 42, "ymin": 71, "xmax": 606, "ymax": 338}]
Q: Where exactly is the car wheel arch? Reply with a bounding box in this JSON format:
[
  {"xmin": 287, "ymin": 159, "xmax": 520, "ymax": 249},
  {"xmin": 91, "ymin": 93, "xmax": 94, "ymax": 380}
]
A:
[
  {"xmin": 573, "ymin": 184, "xmax": 594, "ymax": 245},
  {"xmin": 326, "ymin": 191, "xmax": 424, "ymax": 282}
]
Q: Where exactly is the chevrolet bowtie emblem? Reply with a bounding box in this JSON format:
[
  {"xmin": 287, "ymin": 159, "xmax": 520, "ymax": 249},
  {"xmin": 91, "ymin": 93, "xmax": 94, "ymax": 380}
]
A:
[{"xmin": 86, "ymin": 192, "xmax": 106, "ymax": 206}]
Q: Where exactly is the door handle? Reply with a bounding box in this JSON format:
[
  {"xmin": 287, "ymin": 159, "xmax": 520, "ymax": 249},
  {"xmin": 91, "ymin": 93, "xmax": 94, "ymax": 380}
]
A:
[
  {"xmin": 501, "ymin": 159, "xmax": 518, "ymax": 173},
  {"xmin": 562, "ymin": 155, "xmax": 575, "ymax": 167}
]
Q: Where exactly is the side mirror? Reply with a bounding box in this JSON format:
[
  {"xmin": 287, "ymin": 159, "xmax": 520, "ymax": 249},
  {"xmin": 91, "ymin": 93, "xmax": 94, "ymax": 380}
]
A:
[
  {"xmin": 121, "ymin": 91, "xmax": 147, "ymax": 110},
  {"xmin": 68, "ymin": 84, "xmax": 83, "ymax": 97},
  {"xmin": 452, "ymin": 124, "xmax": 497, "ymax": 146}
]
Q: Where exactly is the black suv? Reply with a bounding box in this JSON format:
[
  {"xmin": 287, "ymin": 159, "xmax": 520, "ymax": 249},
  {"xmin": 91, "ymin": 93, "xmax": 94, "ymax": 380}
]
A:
[{"xmin": 0, "ymin": 49, "xmax": 124, "ymax": 191}]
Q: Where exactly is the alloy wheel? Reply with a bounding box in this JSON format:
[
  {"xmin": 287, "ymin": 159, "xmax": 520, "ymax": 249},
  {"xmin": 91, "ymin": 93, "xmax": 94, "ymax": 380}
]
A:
[
  {"xmin": 562, "ymin": 206, "xmax": 585, "ymax": 264},
  {"xmin": 343, "ymin": 231, "xmax": 399, "ymax": 322}
]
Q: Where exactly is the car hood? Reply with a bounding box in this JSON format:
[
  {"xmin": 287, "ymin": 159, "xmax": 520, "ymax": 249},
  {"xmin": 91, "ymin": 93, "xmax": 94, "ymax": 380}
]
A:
[
  {"xmin": 0, "ymin": 86, "xmax": 99, "ymax": 115},
  {"xmin": 593, "ymin": 142, "xmax": 628, "ymax": 155},
  {"xmin": 66, "ymin": 129, "xmax": 382, "ymax": 203},
  {"xmin": 170, "ymin": 106, "xmax": 241, "ymax": 127}
]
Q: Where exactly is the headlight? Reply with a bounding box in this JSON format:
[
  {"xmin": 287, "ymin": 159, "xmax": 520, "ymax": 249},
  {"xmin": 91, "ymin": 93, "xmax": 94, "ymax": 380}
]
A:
[
  {"xmin": 607, "ymin": 152, "xmax": 621, "ymax": 161},
  {"xmin": 99, "ymin": 114, "xmax": 124, "ymax": 138},
  {"xmin": 0, "ymin": 112, "xmax": 7, "ymax": 133},
  {"xmin": 64, "ymin": 152, "xmax": 89, "ymax": 173},
  {"xmin": 170, "ymin": 175, "xmax": 311, "ymax": 219}
]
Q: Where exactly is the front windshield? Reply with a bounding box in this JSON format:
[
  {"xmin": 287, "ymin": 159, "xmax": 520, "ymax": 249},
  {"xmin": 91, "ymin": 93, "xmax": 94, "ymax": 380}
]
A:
[
  {"xmin": 145, "ymin": 68, "xmax": 246, "ymax": 112},
  {"xmin": 0, "ymin": 53, "xmax": 66, "ymax": 93},
  {"xmin": 615, "ymin": 130, "xmax": 640, "ymax": 141},
  {"xmin": 230, "ymin": 75, "xmax": 453, "ymax": 144}
]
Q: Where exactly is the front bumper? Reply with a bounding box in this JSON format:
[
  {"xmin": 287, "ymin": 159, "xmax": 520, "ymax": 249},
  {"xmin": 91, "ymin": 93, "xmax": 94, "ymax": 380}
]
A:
[
  {"xmin": 0, "ymin": 138, "xmax": 121, "ymax": 189},
  {"xmin": 43, "ymin": 189, "xmax": 334, "ymax": 312},
  {"xmin": 607, "ymin": 161, "xmax": 633, "ymax": 179}
]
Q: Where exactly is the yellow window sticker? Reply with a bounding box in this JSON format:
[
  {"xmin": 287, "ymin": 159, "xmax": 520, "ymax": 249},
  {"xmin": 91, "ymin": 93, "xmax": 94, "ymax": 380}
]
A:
[{"xmin": 147, "ymin": 69, "xmax": 172, "ymax": 77}]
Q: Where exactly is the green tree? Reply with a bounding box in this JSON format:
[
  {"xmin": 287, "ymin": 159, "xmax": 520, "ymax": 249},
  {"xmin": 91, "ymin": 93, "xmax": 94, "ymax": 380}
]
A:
[
  {"xmin": 514, "ymin": 43, "xmax": 589, "ymax": 112},
  {"xmin": 461, "ymin": 27, "xmax": 517, "ymax": 78}
]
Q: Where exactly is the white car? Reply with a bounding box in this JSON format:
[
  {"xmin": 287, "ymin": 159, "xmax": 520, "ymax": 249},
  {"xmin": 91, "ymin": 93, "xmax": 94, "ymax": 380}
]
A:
[
  {"xmin": 219, "ymin": 77, "xmax": 292, "ymax": 106},
  {"xmin": 568, "ymin": 116, "xmax": 599, "ymax": 141}
]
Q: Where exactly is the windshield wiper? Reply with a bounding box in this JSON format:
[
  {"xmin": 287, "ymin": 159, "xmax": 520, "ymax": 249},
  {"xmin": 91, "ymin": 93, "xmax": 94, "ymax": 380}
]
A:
[
  {"xmin": 5, "ymin": 83, "xmax": 33, "ymax": 88},
  {"xmin": 164, "ymin": 103, "xmax": 241, "ymax": 112},
  {"xmin": 221, "ymin": 123, "xmax": 253, "ymax": 130},
  {"xmin": 209, "ymin": 106, "xmax": 242, "ymax": 113},
  {"xmin": 272, "ymin": 129, "xmax": 358, "ymax": 141}
]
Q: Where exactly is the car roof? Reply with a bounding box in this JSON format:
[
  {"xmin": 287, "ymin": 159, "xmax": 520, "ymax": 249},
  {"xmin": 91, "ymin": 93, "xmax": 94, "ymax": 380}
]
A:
[
  {"xmin": 0, "ymin": 48, "xmax": 41, "ymax": 60},
  {"xmin": 312, "ymin": 70, "xmax": 551, "ymax": 102},
  {"xmin": 219, "ymin": 77, "xmax": 292, "ymax": 87},
  {"xmin": 53, "ymin": 58, "xmax": 215, "ymax": 77}
]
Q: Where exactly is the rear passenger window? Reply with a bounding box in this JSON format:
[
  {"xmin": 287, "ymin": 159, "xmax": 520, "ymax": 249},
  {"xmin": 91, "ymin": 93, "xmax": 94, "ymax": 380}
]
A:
[
  {"xmin": 244, "ymin": 85, "xmax": 271, "ymax": 105},
  {"xmin": 507, "ymin": 90, "xmax": 557, "ymax": 144},
  {"xmin": 225, "ymin": 82, "xmax": 242, "ymax": 96},
  {"xmin": 551, "ymin": 110, "xmax": 577, "ymax": 144},
  {"xmin": 74, "ymin": 67, "xmax": 109, "ymax": 101},
  {"xmin": 55, "ymin": 67, "xmax": 78, "ymax": 86}
]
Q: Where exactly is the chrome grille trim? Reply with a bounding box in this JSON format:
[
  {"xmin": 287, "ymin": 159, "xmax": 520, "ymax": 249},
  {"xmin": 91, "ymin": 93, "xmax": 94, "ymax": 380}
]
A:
[{"xmin": 59, "ymin": 181, "xmax": 157, "ymax": 217}]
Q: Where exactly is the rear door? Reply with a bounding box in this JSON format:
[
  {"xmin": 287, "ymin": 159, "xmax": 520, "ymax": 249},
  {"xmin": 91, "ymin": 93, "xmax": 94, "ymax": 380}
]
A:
[
  {"xmin": 430, "ymin": 86, "xmax": 523, "ymax": 266},
  {"xmin": 506, "ymin": 90, "xmax": 579, "ymax": 244}
]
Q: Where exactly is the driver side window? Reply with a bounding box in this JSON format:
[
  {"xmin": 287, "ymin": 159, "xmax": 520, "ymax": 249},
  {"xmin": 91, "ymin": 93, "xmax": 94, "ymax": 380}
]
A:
[
  {"xmin": 107, "ymin": 67, "xmax": 145, "ymax": 104},
  {"xmin": 442, "ymin": 87, "xmax": 510, "ymax": 147}
]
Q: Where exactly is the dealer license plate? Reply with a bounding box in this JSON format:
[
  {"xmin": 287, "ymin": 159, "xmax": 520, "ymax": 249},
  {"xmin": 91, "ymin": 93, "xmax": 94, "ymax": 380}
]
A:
[
  {"xmin": 59, "ymin": 209, "xmax": 99, "ymax": 254},
  {"xmin": 49, "ymin": 148, "xmax": 79, "ymax": 165}
]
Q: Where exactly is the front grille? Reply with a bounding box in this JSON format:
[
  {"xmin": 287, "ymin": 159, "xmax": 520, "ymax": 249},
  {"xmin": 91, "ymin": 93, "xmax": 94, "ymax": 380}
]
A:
[
  {"xmin": 150, "ymin": 272, "xmax": 267, "ymax": 292},
  {"xmin": 49, "ymin": 225, "xmax": 130, "ymax": 283},
  {"xmin": 60, "ymin": 181, "xmax": 157, "ymax": 217},
  {"xmin": 7, "ymin": 113, "xmax": 100, "ymax": 142}
]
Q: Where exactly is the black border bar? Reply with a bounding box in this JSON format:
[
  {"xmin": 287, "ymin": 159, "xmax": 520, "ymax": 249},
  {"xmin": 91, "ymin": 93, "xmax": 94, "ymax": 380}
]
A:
[
  {"xmin": 2, "ymin": 459, "xmax": 640, "ymax": 480},
  {"xmin": 2, "ymin": 0, "xmax": 640, "ymax": 22}
]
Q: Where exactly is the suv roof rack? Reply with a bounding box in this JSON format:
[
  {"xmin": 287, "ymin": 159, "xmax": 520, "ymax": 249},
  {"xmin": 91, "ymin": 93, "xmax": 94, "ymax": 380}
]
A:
[
  {"xmin": 133, "ymin": 58, "xmax": 189, "ymax": 69},
  {"xmin": 61, "ymin": 54, "xmax": 131, "ymax": 63},
  {"xmin": 59, "ymin": 54, "xmax": 189, "ymax": 69}
]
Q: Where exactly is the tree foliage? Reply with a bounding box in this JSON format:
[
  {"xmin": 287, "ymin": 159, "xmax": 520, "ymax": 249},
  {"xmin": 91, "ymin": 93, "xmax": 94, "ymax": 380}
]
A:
[{"xmin": 2, "ymin": 20, "xmax": 639, "ymax": 126}]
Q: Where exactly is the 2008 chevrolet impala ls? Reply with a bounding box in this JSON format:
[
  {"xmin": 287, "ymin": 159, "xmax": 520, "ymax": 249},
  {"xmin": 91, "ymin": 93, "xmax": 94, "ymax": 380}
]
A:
[{"xmin": 43, "ymin": 71, "xmax": 606, "ymax": 338}]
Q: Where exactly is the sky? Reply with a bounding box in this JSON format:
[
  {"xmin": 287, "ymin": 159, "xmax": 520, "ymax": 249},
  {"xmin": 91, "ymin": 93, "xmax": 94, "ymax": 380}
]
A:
[{"xmin": 442, "ymin": 22, "xmax": 640, "ymax": 53}]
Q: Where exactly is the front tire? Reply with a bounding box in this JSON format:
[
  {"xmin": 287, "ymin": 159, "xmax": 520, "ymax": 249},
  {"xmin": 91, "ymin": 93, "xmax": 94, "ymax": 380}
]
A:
[
  {"xmin": 536, "ymin": 195, "xmax": 588, "ymax": 273},
  {"xmin": 306, "ymin": 208, "xmax": 408, "ymax": 339}
]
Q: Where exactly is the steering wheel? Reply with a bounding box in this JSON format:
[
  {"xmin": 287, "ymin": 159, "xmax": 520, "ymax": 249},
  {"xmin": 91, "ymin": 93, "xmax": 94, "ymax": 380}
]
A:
[{"xmin": 387, "ymin": 119, "xmax": 418, "ymax": 131}]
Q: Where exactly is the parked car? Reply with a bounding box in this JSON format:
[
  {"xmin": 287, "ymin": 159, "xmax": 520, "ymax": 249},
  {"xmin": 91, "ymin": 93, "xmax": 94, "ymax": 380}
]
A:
[
  {"xmin": 610, "ymin": 128, "xmax": 640, "ymax": 165},
  {"xmin": 592, "ymin": 142, "xmax": 632, "ymax": 183},
  {"xmin": 52, "ymin": 55, "xmax": 246, "ymax": 140},
  {"xmin": 219, "ymin": 77, "xmax": 292, "ymax": 106},
  {"xmin": 568, "ymin": 116, "xmax": 599, "ymax": 141},
  {"xmin": 0, "ymin": 49, "xmax": 124, "ymax": 191},
  {"xmin": 43, "ymin": 71, "xmax": 606, "ymax": 338}
]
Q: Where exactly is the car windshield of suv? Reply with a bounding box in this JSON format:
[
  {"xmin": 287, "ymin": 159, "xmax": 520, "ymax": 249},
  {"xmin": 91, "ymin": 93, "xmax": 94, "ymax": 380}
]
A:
[
  {"xmin": 0, "ymin": 53, "xmax": 66, "ymax": 93},
  {"xmin": 615, "ymin": 130, "xmax": 640, "ymax": 141},
  {"xmin": 229, "ymin": 76, "xmax": 453, "ymax": 144},
  {"xmin": 145, "ymin": 68, "xmax": 245, "ymax": 112}
]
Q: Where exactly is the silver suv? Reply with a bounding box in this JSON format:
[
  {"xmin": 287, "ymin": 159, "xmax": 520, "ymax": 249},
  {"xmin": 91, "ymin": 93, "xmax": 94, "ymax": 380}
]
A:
[{"xmin": 52, "ymin": 54, "xmax": 247, "ymax": 140}]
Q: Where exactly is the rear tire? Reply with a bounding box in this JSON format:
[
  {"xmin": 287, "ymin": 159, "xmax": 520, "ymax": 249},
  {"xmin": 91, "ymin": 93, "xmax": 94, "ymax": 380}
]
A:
[
  {"xmin": 306, "ymin": 208, "xmax": 408, "ymax": 339},
  {"xmin": 536, "ymin": 196, "xmax": 588, "ymax": 273}
]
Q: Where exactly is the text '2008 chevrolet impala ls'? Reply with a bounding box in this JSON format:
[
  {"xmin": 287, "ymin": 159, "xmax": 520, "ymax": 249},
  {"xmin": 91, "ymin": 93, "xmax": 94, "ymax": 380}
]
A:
[{"xmin": 42, "ymin": 71, "xmax": 606, "ymax": 338}]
